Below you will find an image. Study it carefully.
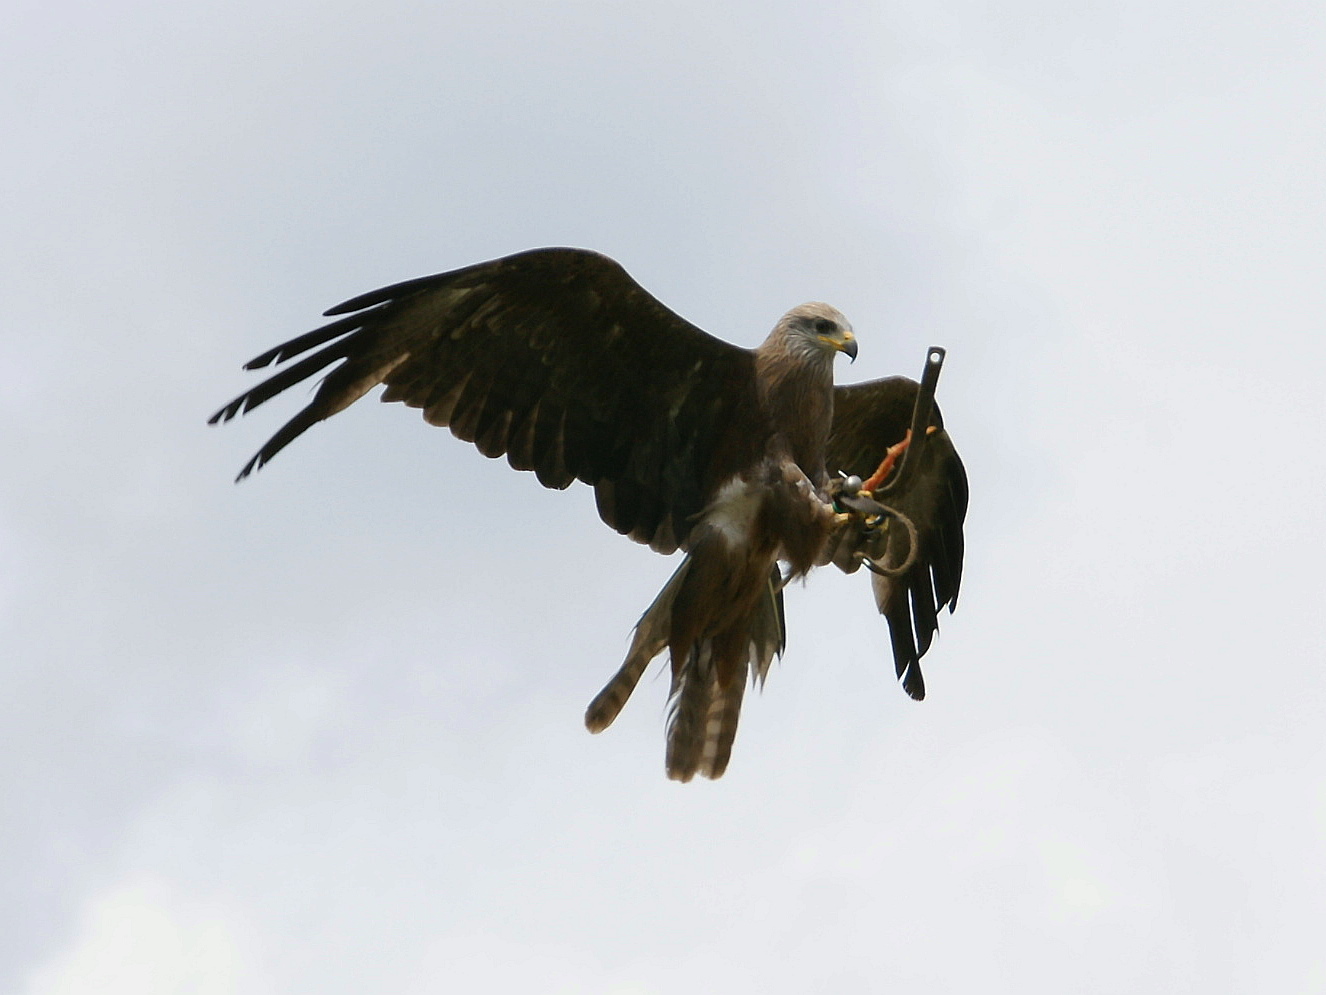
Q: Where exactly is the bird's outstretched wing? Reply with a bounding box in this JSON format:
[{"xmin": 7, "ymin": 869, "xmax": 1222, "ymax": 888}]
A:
[
  {"xmin": 827, "ymin": 377, "xmax": 968, "ymax": 699},
  {"xmin": 211, "ymin": 248, "xmax": 762, "ymax": 553}
]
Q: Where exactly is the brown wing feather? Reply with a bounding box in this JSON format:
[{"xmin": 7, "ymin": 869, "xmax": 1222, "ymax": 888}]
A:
[
  {"xmin": 210, "ymin": 248, "xmax": 762, "ymax": 552},
  {"xmin": 827, "ymin": 377, "xmax": 968, "ymax": 699}
]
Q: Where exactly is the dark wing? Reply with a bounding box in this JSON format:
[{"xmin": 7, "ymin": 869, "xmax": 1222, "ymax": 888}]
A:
[
  {"xmin": 827, "ymin": 377, "xmax": 968, "ymax": 699},
  {"xmin": 210, "ymin": 248, "xmax": 762, "ymax": 553}
]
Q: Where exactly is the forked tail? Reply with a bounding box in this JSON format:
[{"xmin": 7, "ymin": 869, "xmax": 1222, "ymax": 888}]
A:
[{"xmin": 584, "ymin": 558, "xmax": 785, "ymax": 781}]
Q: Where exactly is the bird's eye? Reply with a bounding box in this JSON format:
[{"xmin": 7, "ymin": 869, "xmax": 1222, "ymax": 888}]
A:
[{"xmin": 814, "ymin": 318, "xmax": 836, "ymax": 335}]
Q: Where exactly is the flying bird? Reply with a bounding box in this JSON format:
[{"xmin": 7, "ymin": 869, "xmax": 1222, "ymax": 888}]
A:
[{"xmin": 211, "ymin": 247, "xmax": 967, "ymax": 780}]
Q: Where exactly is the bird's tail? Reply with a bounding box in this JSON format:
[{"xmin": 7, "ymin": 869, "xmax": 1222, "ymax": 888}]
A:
[
  {"xmin": 584, "ymin": 560, "xmax": 785, "ymax": 780},
  {"xmin": 664, "ymin": 565, "xmax": 783, "ymax": 781},
  {"xmin": 665, "ymin": 642, "xmax": 747, "ymax": 781}
]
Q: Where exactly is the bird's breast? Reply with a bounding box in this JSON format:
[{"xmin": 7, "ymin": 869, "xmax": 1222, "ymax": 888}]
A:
[{"xmin": 704, "ymin": 476, "xmax": 765, "ymax": 550}]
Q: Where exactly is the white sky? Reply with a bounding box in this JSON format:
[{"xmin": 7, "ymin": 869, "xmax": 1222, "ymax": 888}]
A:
[{"xmin": 4, "ymin": 1, "xmax": 1325, "ymax": 992}]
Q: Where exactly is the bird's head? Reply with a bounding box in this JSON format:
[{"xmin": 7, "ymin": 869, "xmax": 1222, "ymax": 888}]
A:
[{"xmin": 773, "ymin": 302, "xmax": 857, "ymax": 363}]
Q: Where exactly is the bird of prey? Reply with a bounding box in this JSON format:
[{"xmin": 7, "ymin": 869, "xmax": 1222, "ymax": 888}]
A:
[{"xmin": 211, "ymin": 247, "xmax": 967, "ymax": 781}]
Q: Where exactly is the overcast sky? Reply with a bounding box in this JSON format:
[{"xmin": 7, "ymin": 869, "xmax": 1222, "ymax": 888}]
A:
[{"xmin": 4, "ymin": 1, "xmax": 1325, "ymax": 992}]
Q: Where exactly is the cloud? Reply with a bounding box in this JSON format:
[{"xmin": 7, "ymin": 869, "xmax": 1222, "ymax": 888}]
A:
[
  {"xmin": 4, "ymin": 0, "xmax": 1324, "ymax": 991},
  {"xmin": 20, "ymin": 878, "xmax": 272, "ymax": 995}
]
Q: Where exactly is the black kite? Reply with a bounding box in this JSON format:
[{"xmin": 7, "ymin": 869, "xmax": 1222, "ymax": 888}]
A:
[{"xmin": 211, "ymin": 248, "xmax": 967, "ymax": 780}]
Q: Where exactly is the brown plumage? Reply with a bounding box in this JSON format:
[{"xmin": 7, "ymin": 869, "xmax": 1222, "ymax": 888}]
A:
[
  {"xmin": 211, "ymin": 247, "xmax": 967, "ymax": 780},
  {"xmin": 827, "ymin": 379, "xmax": 968, "ymax": 701}
]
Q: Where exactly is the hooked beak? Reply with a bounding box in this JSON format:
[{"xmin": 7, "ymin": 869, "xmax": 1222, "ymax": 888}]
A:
[{"xmin": 837, "ymin": 330, "xmax": 857, "ymax": 362}]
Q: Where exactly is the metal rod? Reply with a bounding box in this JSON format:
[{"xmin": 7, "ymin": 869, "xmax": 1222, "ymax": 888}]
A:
[{"xmin": 873, "ymin": 345, "xmax": 945, "ymax": 496}]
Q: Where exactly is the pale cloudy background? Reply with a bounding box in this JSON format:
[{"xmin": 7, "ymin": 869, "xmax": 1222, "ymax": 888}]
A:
[{"xmin": 4, "ymin": 1, "xmax": 1324, "ymax": 992}]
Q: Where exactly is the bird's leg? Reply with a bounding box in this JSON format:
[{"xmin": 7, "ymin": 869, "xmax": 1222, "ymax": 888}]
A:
[{"xmin": 826, "ymin": 475, "xmax": 882, "ymax": 532}]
